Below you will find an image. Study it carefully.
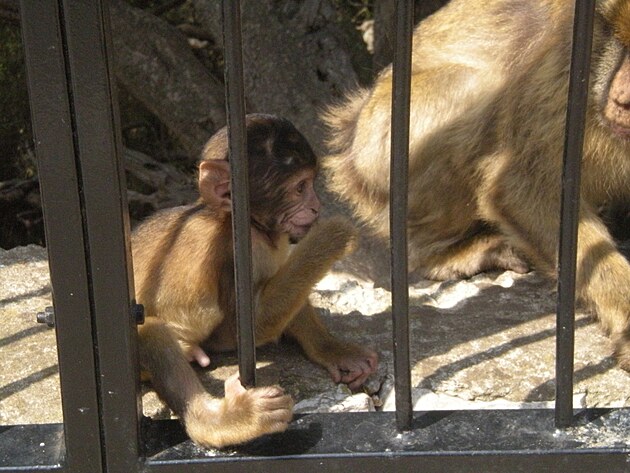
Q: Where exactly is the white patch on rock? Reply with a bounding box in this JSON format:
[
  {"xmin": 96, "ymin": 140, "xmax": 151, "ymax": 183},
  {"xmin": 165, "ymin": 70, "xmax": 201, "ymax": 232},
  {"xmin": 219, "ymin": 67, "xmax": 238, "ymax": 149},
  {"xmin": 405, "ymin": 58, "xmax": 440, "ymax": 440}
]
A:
[
  {"xmin": 381, "ymin": 387, "xmax": 586, "ymax": 411},
  {"xmin": 312, "ymin": 272, "xmax": 391, "ymax": 315},
  {"xmin": 294, "ymin": 384, "xmax": 376, "ymax": 413}
]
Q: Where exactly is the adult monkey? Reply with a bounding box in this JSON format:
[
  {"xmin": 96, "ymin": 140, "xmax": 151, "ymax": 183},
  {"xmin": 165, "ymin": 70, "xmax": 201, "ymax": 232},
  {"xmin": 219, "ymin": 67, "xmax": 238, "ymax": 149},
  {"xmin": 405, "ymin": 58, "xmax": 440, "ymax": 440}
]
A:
[
  {"xmin": 133, "ymin": 114, "xmax": 378, "ymax": 449},
  {"xmin": 323, "ymin": 0, "xmax": 630, "ymax": 365}
]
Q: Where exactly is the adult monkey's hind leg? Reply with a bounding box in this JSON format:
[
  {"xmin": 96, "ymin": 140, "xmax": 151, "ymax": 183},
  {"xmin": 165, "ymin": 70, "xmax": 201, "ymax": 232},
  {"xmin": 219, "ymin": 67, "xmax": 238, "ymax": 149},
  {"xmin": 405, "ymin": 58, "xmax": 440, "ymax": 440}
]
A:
[{"xmin": 411, "ymin": 223, "xmax": 530, "ymax": 280}]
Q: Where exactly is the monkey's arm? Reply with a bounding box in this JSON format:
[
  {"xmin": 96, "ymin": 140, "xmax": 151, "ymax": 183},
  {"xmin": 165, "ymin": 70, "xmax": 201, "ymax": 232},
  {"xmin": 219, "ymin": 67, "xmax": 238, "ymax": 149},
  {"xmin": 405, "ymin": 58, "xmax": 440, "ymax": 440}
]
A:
[
  {"xmin": 254, "ymin": 217, "xmax": 357, "ymax": 344},
  {"xmin": 573, "ymin": 209, "xmax": 630, "ymax": 367},
  {"xmin": 139, "ymin": 318, "xmax": 293, "ymax": 448},
  {"xmin": 284, "ymin": 304, "xmax": 378, "ymax": 390}
]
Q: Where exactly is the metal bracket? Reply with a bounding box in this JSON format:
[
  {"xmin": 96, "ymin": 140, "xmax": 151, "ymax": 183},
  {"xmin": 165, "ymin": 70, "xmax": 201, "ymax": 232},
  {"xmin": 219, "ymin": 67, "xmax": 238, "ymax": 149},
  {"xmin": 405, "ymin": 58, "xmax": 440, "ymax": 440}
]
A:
[
  {"xmin": 36, "ymin": 306, "xmax": 55, "ymax": 327},
  {"xmin": 131, "ymin": 302, "xmax": 145, "ymax": 325},
  {"xmin": 36, "ymin": 304, "xmax": 144, "ymax": 326}
]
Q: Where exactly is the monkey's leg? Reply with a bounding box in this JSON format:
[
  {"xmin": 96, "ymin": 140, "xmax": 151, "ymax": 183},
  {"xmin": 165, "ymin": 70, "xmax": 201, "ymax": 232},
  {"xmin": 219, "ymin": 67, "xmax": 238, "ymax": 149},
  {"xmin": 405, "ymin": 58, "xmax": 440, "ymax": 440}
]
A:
[
  {"xmin": 139, "ymin": 318, "xmax": 293, "ymax": 448},
  {"xmin": 165, "ymin": 309, "xmax": 226, "ymax": 367},
  {"xmin": 414, "ymin": 226, "xmax": 530, "ymax": 280},
  {"xmin": 255, "ymin": 217, "xmax": 358, "ymax": 343},
  {"xmin": 484, "ymin": 182, "xmax": 630, "ymax": 369},
  {"xmin": 284, "ymin": 304, "xmax": 378, "ymax": 391}
]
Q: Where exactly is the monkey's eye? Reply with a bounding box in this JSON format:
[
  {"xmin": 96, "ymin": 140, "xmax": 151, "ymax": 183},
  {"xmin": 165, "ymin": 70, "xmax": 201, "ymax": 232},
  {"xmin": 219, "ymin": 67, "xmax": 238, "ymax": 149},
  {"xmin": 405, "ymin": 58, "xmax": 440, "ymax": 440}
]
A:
[{"xmin": 296, "ymin": 180, "xmax": 306, "ymax": 194}]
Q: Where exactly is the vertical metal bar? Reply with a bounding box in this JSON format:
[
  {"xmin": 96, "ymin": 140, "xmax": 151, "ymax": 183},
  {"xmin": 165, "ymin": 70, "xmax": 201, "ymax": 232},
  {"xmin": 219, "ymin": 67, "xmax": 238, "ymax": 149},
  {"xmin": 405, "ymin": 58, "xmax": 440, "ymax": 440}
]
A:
[
  {"xmin": 555, "ymin": 0, "xmax": 595, "ymax": 428},
  {"xmin": 222, "ymin": 0, "xmax": 256, "ymax": 388},
  {"xmin": 390, "ymin": 0, "xmax": 414, "ymax": 432},
  {"xmin": 19, "ymin": 0, "xmax": 104, "ymax": 471},
  {"xmin": 60, "ymin": 0, "xmax": 142, "ymax": 470}
]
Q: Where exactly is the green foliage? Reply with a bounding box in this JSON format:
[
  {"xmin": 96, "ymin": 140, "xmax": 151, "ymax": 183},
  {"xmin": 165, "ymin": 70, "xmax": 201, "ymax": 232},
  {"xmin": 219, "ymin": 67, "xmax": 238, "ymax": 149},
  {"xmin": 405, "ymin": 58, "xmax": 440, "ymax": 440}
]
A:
[{"xmin": 0, "ymin": 22, "xmax": 34, "ymax": 180}]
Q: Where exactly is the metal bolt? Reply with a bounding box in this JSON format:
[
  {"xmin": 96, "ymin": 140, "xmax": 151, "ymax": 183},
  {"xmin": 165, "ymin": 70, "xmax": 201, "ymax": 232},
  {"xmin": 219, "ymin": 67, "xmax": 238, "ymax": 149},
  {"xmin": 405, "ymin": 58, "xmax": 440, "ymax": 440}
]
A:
[
  {"xmin": 36, "ymin": 306, "xmax": 55, "ymax": 327},
  {"xmin": 131, "ymin": 303, "xmax": 145, "ymax": 325}
]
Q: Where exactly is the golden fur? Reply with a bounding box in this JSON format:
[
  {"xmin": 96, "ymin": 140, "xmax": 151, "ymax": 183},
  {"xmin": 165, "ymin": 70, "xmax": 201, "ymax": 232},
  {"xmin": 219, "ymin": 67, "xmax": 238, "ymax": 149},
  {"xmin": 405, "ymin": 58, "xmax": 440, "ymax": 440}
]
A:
[{"xmin": 322, "ymin": 0, "xmax": 630, "ymax": 365}]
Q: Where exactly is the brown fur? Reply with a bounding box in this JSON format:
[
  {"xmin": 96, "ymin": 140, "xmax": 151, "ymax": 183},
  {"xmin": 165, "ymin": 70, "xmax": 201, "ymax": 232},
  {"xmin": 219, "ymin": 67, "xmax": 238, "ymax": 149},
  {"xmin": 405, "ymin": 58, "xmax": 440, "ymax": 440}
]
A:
[
  {"xmin": 134, "ymin": 115, "xmax": 377, "ymax": 449},
  {"xmin": 607, "ymin": 0, "xmax": 630, "ymax": 46},
  {"xmin": 323, "ymin": 0, "xmax": 630, "ymax": 365}
]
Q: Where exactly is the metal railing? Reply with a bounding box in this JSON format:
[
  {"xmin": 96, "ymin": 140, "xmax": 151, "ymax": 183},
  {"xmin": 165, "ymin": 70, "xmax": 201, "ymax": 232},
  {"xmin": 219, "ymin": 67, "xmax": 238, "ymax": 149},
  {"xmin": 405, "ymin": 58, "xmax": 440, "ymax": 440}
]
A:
[
  {"xmin": 3, "ymin": 0, "xmax": 628, "ymax": 472},
  {"xmin": 555, "ymin": 0, "xmax": 596, "ymax": 428}
]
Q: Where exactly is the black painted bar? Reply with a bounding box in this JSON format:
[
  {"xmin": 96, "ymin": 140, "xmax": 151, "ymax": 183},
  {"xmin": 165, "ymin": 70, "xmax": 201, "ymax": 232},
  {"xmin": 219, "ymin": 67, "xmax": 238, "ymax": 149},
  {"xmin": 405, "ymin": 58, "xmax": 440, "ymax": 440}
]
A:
[
  {"xmin": 555, "ymin": 0, "xmax": 595, "ymax": 428},
  {"xmin": 58, "ymin": 0, "xmax": 142, "ymax": 471},
  {"xmin": 0, "ymin": 425, "xmax": 64, "ymax": 471},
  {"xmin": 19, "ymin": 0, "xmax": 104, "ymax": 471},
  {"xmin": 140, "ymin": 410, "xmax": 630, "ymax": 473},
  {"xmin": 221, "ymin": 0, "xmax": 257, "ymax": 388},
  {"xmin": 389, "ymin": 0, "xmax": 414, "ymax": 432}
]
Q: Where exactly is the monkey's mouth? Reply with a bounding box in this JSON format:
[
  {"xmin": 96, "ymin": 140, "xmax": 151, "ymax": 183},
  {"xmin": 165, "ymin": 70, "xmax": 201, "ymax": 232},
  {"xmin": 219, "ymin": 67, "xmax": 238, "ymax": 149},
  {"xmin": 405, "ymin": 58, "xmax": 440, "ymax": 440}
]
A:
[
  {"xmin": 287, "ymin": 223, "xmax": 314, "ymax": 243},
  {"xmin": 603, "ymin": 103, "xmax": 630, "ymax": 140},
  {"xmin": 291, "ymin": 223, "xmax": 313, "ymax": 236},
  {"xmin": 608, "ymin": 121, "xmax": 630, "ymax": 140},
  {"xmin": 286, "ymin": 226, "xmax": 310, "ymax": 244}
]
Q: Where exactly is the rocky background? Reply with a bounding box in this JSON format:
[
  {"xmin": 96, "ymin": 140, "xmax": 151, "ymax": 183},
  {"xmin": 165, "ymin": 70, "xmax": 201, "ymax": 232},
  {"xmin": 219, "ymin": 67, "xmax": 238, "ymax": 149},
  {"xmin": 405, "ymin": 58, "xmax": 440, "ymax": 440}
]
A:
[{"xmin": 2, "ymin": 244, "xmax": 629, "ymax": 426}]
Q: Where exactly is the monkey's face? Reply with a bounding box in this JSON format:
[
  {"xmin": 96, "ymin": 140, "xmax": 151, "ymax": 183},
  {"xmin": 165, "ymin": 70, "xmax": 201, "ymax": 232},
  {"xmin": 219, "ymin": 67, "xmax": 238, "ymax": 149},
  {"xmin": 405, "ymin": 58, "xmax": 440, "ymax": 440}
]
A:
[
  {"xmin": 277, "ymin": 168, "xmax": 320, "ymax": 243},
  {"xmin": 596, "ymin": 2, "xmax": 630, "ymax": 140},
  {"xmin": 603, "ymin": 69, "xmax": 630, "ymax": 140}
]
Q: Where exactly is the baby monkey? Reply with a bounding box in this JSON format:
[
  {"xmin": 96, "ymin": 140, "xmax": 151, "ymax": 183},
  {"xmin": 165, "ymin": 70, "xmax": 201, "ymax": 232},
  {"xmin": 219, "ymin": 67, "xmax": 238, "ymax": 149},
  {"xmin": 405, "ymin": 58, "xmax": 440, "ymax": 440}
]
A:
[{"xmin": 132, "ymin": 114, "xmax": 377, "ymax": 449}]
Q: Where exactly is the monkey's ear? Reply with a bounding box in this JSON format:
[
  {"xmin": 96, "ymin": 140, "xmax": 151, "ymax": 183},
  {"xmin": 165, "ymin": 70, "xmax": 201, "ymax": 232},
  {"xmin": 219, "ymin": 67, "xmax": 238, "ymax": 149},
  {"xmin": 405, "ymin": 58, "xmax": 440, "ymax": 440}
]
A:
[{"xmin": 199, "ymin": 160, "xmax": 231, "ymax": 211}]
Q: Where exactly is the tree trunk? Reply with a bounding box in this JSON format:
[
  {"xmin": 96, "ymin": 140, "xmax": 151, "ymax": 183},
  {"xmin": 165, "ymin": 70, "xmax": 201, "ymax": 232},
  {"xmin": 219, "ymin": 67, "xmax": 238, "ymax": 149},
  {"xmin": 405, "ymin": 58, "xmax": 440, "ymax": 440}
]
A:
[
  {"xmin": 10, "ymin": 0, "xmax": 367, "ymax": 156},
  {"xmin": 373, "ymin": 0, "xmax": 451, "ymax": 72},
  {"xmin": 191, "ymin": 0, "xmax": 370, "ymax": 154},
  {"xmin": 109, "ymin": 0, "xmax": 226, "ymax": 159}
]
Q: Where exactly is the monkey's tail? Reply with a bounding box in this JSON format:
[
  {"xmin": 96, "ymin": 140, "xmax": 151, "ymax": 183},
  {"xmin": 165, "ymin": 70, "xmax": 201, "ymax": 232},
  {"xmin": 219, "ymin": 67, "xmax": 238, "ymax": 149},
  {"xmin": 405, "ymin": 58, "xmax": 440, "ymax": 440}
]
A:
[
  {"xmin": 321, "ymin": 88, "xmax": 370, "ymax": 155},
  {"xmin": 321, "ymin": 89, "xmax": 391, "ymax": 237}
]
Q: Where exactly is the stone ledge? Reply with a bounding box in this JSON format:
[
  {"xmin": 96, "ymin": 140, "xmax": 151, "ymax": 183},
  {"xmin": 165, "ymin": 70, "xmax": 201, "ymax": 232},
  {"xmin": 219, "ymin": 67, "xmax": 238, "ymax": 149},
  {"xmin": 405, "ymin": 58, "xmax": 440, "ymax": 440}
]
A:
[{"xmin": 1, "ymin": 245, "xmax": 629, "ymax": 426}]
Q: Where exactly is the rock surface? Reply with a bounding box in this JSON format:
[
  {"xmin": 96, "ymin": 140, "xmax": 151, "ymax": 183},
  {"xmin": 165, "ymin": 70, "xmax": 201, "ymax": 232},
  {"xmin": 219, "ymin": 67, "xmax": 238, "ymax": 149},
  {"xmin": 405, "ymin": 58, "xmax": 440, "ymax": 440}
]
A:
[{"xmin": 1, "ymin": 244, "xmax": 629, "ymax": 426}]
